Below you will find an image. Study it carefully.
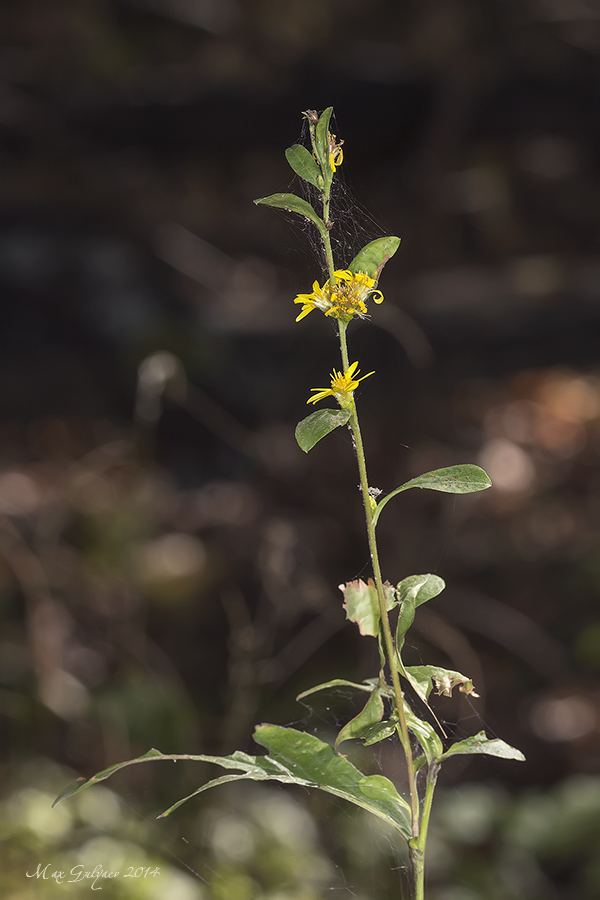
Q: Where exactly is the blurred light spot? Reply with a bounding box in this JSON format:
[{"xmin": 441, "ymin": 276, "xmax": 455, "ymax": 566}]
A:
[
  {"xmin": 132, "ymin": 533, "xmax": 208, "ymax": 603},
  {"xmin": 434, "ymin": 888, "xmax": 481, "ymax": 900},
  {"xmin": 134, "ymin": 533, "xmax": 206, "ymax": 580},
  {"xmin": 76, "ymin": 787, "xmax": 121, "ymax": 829},
  {"xmin": 39, "ymin": 669, "xmax": 90, "ymax": 720},
  {"xmin": 250, "ymin": 793, "xmax": 318, "ymax": 848},
  {"xmin": 146, "ymin": 869, "xmax": 205, "ymax": 900},
  {"xmin": 510, "ymin": 255, "xmax": 564, "ymax": 297},
  {"xmin": 208, "ymin": 811, "xmax": 255, "ymax": 862},
  {"xmin": 138, "ymin": 351, "xmax": 181, "ymax": 392},
  {"xmin": 498, "ymin": 400, "xmax": 539, "ymax": 444},
  {"xmin": 437, "ymin": 784, "xmax": 506, "ymax": 845},
  {"xmin": 9, "ymin": 787, "xmax": 73, "ymax": 840},
  {"xmin": 530, "ymin": 695, "xmax": 597, "ymax": 741},
  {"xmin": 478, "ymin": 439, "xmax": 535, "ymax": 492},
  {"xmin": 0, "ymin": 470, "xmax": 41, "ymax": 515},
  {"xmin": 537, "ymin": 372, "xmax": 600, "ymax": 422},
  {"xmin": 518, "ymin": 133, "xmax": 579, "ymax": 179},
  {"xmin": 446, "ymin": 166, "xmax": 507, "ymax": 213},
  {"xmin": 77, "ymin": 835, "xmax": 132, "ymax": 870},
  {"xmin": 136, "ymin": 351, "xmax": 184, "ymax": 425}
]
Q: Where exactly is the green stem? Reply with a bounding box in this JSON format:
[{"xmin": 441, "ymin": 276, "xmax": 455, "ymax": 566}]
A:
[
  {"xmin": 318, "ymin": 120, "xmax": 421, "ymax": 864},
  {"xmin": 344, "ymin": 378, "xmax": 420, "ymax": 838},
  {"xmin": 412, "ymin": 764, "xmax": 439, "ymax": 900}
]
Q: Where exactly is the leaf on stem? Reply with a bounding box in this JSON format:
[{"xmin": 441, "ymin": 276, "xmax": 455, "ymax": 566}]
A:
[
  {"xmin": 440, "ymin": 731, "xmax": 525, "ymax": 762},
  {"xmin": 285, "ymin": 144, "xmax": 323, "ymax": 189},
  {"xmin": 254, "ymin": 193, "xmax": 328, "ymax": 241},
  {"xmin": 53, "ymin": 725, "xmax": 412, "ymax": 837},
  {"xmin": 339, "ymin": 578, "xmax": 396, "ymax": 637},
  {"xmin": 296, "ymin": 678, "xmax": 374, "ymax": 701},
  {"xmin": 295, "ymin": 408, "xmax": 351, "ymax": 452},
  {"xmin": 404, "ymin": 665, "xmax": 479, "ymax": 704},
  {"xmin": 395, "ymin": 574, "xmax": 445, "ymax": 654},
  {"xmin": 347, "ymin": 236, "xmax": 401, "ymax": 280},
  {"xmin": 314, "ymin": 107, "xmax": 334, "ymax": 175},
  {"xmin": 335, "ymin": 686, "xmax": 385, "ymax": 748},
  {"xmin": 372, "ymin": 465, "xmax": 492, "ymax": 527},
  {"xmin": 403, "ymin": 703, "xmax": 443, "ymax": 765}
]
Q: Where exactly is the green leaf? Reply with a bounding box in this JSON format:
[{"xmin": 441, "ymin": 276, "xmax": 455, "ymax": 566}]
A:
[
  {"xmin": 336, "ymin": 687, "xmax": 384, "ymax": 748},
  {"xmin": 296, "ymin": 678, "xmax": 373, "ymax": 701},
  {"xmin": 53, "ymin": 748, "xmax": 166, "ymax": 806},
  {"xmin": 285, "ymin": 144, "xmax": 323, "ymax": 189},
  {"xmin": 440, "ymin": 731, "xmax": 525, "ymax": 762},
  {"xmin": 295, "ymin": 408, "xmax": 351, "ymax": 453},
  {"xmin": 253, "ymin": 725, "xmax": 411, "ymax": 837},
  {"xmin": 397, "ymin": 573, "xmax": 446, "ymax": 607},
  {"xmin": 403, "ymin": 703, "xmax": 443, "ymax": 765},
  {"xmin": 54, "ymin": 725, "xmax": 412, "ymax": 838},
  {"xmin": 395, "ymin": 574, "xmax": 446, "ymax": 654},
  {"xmin": 347, "ymin": 236, "xmax": 401, "ymax": 280},
  {"xmin": 358, "ymin": 719, "xmax": 398, "ymax": 746},
  {"xmin": 372, "ymin": 465, "xmax": 492, "ymax": 527},
  {"xmin": 404, "ymin": 665, "xmax": 479, "ymax": 704},
  {"xmin": 254, "ymin": 193, "xmax": 327, "ymax": 241},
  {"xmin": 339, "ymin": 578, "xmax": 396, "ymax": 637},
  {"xmin": 314, "ymin": 107, "xmax": 333, "ymax": 174}
]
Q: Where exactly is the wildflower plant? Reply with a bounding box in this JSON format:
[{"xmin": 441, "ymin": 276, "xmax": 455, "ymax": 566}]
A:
[{"xmin": 54, "ymin": 108, "xmax": 524, "ymax": 899}]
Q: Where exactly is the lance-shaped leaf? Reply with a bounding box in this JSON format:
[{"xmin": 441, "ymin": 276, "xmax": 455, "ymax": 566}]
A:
[
  {"xmin": 295, "ymin": 408, "xmax": 351, "ymax": 453},
  {"xmin": 254, "ymin": 193, "xmax": 327, "ymax": 241},
  {"xmin": 297, "ymin": 678, "xmax": 376, "ymax": 702},
  {"xmin": 372, "ymin": 465, "xmax": 492, "ymax": 527},
  {"xmin": 403, "ymin": 703, "xmax": 443, "ymax": 765},
  {"xmin": 335, "ymin": 685, "xmax": 384, "ymax": 748},
  {"xmin": 347, "ymin": 236, "xmax": 401, "ymax": 280},
  {"xmin": 339, "ymin": 578, "xmax": 396, "ymax": 637},
  {"xmin": 404, "ymin": 665, "xmax": 479, "ymax": 704},
  {"xmin": 285, "ymin": 144, "xmax": 323, "ymax": 189},
  {"xmin": 314, "ymin": 107, "xmax": 334, "ymax": 175},
  {"xmin": 440, "ymin": 731, "xmax": 525, "ymax": 762},
  {"xmin": 54, "ymin": 725, "xmax": 412, "ymax": 838},
  {"xmin": 396, "ymin": 574, "xmax": 445, "ymax": 654}
]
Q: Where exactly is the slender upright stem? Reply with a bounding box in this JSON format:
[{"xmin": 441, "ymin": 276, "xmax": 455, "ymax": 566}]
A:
[
  {"xmin": 318, "ymin": 125, "xmax": 423, "ymax": 867},
  {"xmin": 412, "ymin": 765, "xmax": 438, "ymax": 900}
]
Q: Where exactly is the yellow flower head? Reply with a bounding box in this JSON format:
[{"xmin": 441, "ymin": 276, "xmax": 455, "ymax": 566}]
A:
[
  {"xmin": 329, "ymin": 132, "xmax": 344, "ymax": 172},
  {"xmin": 294, "ymin": 270, "xmax": 383, "ymax": 323},
  {"xmin": 308, "ymin": 361, "xmax": 374, "ymax": 407}
]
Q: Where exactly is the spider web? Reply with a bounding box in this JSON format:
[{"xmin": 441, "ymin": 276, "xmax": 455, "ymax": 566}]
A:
[{"xmin": 285, "ymin": 113, "xmax": 390, "ymax": 278}]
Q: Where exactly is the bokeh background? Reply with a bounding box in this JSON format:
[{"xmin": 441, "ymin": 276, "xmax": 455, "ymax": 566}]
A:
[{"xmin": 2, "ymin": 1, "xmax": 600, "ymax": 898}]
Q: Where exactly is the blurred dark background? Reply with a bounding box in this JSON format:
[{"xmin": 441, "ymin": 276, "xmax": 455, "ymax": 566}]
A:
[{"xmin": 2, "ymin": 1, "xmax": 600, "ymax": 898}]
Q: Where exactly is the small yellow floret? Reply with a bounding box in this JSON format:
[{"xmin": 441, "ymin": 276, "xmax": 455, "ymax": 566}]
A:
[
  {"xmin": 308, "ymin": 361, "xmax": 374, "ymax": 406},
  {"xmin": 294, "ymin": 270, "xmax": 383, "ymax": 323}
]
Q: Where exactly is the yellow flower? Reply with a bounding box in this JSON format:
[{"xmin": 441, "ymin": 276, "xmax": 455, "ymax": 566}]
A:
[
  {"xmin": 294, "ymin": 270, "xmax": 383, "ymax": 323},
  {"xmin": 329, "ymin": 132, "xmax": 344, "ymax": 172},
  {"xmin": 308, "ymin": 361, "xmax": 374, "ymax": 407}
]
